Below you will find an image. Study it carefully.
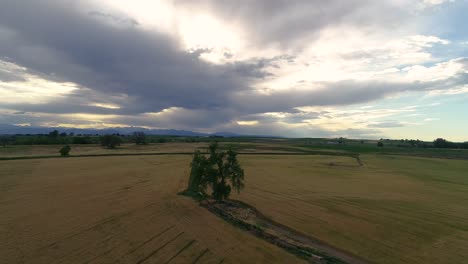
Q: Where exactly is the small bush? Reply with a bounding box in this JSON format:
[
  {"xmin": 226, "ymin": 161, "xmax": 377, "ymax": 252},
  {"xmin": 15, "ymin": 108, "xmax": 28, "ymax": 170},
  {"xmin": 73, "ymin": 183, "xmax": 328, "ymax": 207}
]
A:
[{"xmin": 59, "ymin": 145, "xmax": 71, "ymax": 156}]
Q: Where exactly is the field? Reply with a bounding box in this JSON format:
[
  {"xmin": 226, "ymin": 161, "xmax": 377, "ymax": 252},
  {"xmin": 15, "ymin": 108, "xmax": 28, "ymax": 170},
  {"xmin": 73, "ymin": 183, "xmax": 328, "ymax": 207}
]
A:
[
  {"xmin": 234, "ymin": 155, "xmax": 468, "ymax": 263},
  {"xmin": 1, "ymin": 142, "xmax": 468, "ymax": 263},
  {"xmin": 0, "ymin": 141, "xmax": 305, "ymax": 159},
  {"xmin": 0, "ymin": 155, "xmax": 304, "ymax": 263}
]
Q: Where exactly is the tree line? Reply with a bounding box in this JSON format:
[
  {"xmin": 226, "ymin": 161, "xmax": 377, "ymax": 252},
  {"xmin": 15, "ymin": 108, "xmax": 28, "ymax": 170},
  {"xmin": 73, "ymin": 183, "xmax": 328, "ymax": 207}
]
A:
[
  {"xmin": 376, "ymin": 138, "xmax": 468, "ymax": 149},
  {"xmin": 0, "ymin": 130, "xmax": 174, "ymax": 147}
]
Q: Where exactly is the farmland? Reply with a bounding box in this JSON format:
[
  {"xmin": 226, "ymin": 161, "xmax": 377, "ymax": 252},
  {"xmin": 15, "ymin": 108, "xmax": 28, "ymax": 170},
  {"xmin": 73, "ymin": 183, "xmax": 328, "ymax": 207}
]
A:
[
  {"xmin": 233, "ymin": 154, "xmax": 468, "ymax": 263},
  {"xmin": 1, "ymin": 141, "xmax": 468, "ymax": 263},
  {"xmin": 0, "ymin": 155, "xmax": 303, "ymax": 263}
]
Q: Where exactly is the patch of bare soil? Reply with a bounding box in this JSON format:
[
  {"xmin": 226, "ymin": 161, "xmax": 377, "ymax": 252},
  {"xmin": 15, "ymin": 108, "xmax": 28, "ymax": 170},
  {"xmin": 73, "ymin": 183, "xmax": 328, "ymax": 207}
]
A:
[{"xmin": 200, "ymin": 199, "xmax": 370, "ymax": 264}]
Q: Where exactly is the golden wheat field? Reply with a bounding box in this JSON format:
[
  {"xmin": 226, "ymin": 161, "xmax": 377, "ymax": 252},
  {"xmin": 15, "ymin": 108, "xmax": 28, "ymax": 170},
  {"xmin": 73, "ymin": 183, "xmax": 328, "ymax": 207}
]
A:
[
  {"xmin": 1, "ymin": 154, "xmax": 468, "ymax": 263},
  {"xmin": 0, "ymin": 155, "xmax": 304, "ymax": 264},
  {"xmin": 233, "ymin": 155, "xmax": 468, "ymax": 264}
]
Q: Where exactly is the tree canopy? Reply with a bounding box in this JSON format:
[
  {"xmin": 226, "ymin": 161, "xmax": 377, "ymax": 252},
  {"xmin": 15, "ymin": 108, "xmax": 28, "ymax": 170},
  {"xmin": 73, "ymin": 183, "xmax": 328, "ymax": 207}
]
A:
[
  {"xmin": 100, "ymin": 134, "xmax": 122, "ymax": 149},
  {"xmin": 185, "ymin": 142, "xmax": 244, "ymax": 201},
  {"xmin": 133, "ymin": 131, "xmax": 147, "ymax": 145}
]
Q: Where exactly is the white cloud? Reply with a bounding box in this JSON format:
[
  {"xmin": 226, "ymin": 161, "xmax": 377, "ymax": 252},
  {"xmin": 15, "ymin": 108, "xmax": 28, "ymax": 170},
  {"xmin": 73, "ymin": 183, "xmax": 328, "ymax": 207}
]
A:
[
  {"xmin": 251, "ymin": 32, "xmax": 452, "ymax": 93},
  {"xmin": 88, "ymin": 103, "xmax": 121, "ymax": 109},
  {"xmin": 428, "ymin": 85, "xmax": 468, "ymax": 95},
  {"xmin": 291, "ymin": 106, "xmax": 419, "ymax": 132},
  {"xmin": 422, "ymin": 0, "xmax": 454, "ymax": 7},
  {"xmin": 0, "ymin": 60, "xmax": 78, "ymax": 104},
  {"xmin": 236, "ymin": 120, "xmax": 259, "ymax": 126},
  {"xmin": 13, "ymin": 122, "xmax": 31, "ymax": 127},
  {"xmin": 403, "ymin": 57, "xmax": 468, "ymax": 81}
]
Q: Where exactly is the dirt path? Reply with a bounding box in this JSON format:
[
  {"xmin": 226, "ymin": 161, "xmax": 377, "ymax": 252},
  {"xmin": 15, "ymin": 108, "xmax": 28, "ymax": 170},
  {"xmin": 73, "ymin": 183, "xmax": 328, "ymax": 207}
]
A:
[{"xmin": 200, "ymin": 200, "xmax": 371, "ymax": 264}]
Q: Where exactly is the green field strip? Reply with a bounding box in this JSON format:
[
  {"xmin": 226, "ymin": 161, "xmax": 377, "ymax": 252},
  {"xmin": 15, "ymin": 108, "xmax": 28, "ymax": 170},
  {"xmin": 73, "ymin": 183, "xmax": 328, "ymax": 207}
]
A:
[{"xmin": 0, "ymin": 150, "xmax": 360, "ymax": 161}]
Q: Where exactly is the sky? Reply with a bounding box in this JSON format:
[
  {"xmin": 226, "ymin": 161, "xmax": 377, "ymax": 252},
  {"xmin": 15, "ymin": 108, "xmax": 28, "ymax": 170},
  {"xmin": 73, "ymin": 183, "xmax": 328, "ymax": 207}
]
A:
[{"xmin": 0, "ymin": 0, "xmax": 467, "ymax": 141}]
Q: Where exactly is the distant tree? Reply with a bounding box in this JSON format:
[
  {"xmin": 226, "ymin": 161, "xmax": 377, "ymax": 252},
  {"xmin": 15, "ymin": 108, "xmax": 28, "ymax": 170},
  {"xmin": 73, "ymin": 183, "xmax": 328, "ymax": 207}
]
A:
[
  {"xmin": 59, "ymin": 145, "xmax": 71, "ymax": 156},
  {"xmin": 184, "ymin": 142, "xmax": 245, "ymax": 201},
  {"xmin": 48, "ymin": 130, "xmax": 59, "ymax": 138},
  {"xmin": 377, "ymin": 141, "xmax": 384, "ymax": 147},
  {"xmin": 59, "ymin": 132, "xmax": 67, "ymax": 137},
  {"xmin": 461, "ymin": 142, "xmax": 468, "ymax": 149},
  {"xmin": 133, "ymin": 132, "xmax": 147, "ymax": 145},
  {"xmin": 72, "ymin": 136, "xmax": 92, "ymax": 144},
  {"xmin": 0, "ymin": 136, "xmax": 12, "ymax": 147},
  {"xmin": 433, "ymin": 138, "xmax": 448, "ymax": 148},
  {"xmin": 100, "ymin": 135, "xmax": 122, "ymax": 149}
]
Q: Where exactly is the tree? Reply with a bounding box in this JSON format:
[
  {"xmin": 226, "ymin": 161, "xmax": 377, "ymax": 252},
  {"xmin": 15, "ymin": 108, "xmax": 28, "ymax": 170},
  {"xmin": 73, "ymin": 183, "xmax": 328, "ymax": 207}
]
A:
[
  {"xmin": 100, "ymin": 135, "xmax": 122, "ymax": 149},
  {"xmin": 377, "ymin": 141, "xmax": 384, "ymax": 147},
  {"xmin": 433, "ymin": 138, "xmax": 448, "ymax": 148},
  {"xmin": 48, "ymin": 130, "xmax": 59, "ymax": 138},
  {"xmin": 133, "ymin": 131, "xmax": 147, "ymax": 145},
  {"xmin": 72, "ymin": 136, "xmax": 92, "ymax": 144},
  {"xmin": 0, "ymin": 136, "xmax": 12, "ymax": 148},
  {"xmin": 186, "ymin": 151, "xmax": 210, "ymax": 196},
  {"xmin": 59, "ymin": 145, "xmax": 71, "ymax": 156},
  {"xmin": 185, "ymin": 142, "xmax": 244, "ymax": 201}
]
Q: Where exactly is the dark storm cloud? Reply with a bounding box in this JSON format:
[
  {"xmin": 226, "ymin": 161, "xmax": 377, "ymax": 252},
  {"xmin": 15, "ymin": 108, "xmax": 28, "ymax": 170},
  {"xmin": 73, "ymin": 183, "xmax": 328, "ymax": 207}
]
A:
[
  {"xmin": 0, "ymin": 0, "xmax": 271, "ymax": 114},
  {"xmin": 88, "ymin": 11, "xmax": 140, "ymax": 27}
]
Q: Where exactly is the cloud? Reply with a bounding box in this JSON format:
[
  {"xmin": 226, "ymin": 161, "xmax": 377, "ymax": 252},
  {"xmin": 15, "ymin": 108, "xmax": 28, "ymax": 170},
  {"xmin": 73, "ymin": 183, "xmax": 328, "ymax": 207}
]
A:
[
  {"xmin": 87, "ymin": 11, "xmax": 140, "ymax": 27},
  {"xmin": 236, "ymin": 120, "xmax": 259, "ymax": 126},
  {"xmin": 174, "ymin": 0, "xmax": 416, "ymax": 49},
  {"xmin": 368, "ymin": 121, "xmax": 406, "ymax": 128},
  {"xmin": 0, "ymin": 60, "xmax": 28, "ymax": 82},
  {"xmin": 0, "ymin": 1, "xmax": 274, "ymax": 113},
  {"xmin": 422, "ymin": 0, "xmax": 455, "ymax": 6},
  {"xmin": 403, "ymin": 57, "xmax": 468, "ymax": 81},
  {"xmin": 0, "ymin": 1, "xmax": 466, "ymax": 139}
]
